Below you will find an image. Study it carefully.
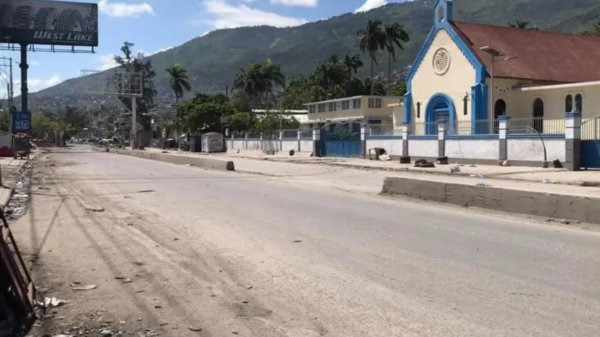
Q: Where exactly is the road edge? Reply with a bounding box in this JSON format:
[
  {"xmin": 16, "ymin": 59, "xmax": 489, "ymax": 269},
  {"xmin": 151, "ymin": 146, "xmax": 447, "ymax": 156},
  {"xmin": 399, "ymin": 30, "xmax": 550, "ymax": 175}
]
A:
[{"xmin": 382, "ymin": 176, "xmax": 600, "ymax": 224}]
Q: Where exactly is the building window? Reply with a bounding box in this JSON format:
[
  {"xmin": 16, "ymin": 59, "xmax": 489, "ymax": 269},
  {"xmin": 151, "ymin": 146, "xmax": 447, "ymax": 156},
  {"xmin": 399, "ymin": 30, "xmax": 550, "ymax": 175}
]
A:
[
  {"xmin": 416, "ymin": 102, "xmax": 421, "ymax": 119},
  {"xmin": 329, "ymin": 102, "xmax": 337, "ymax": 111},
  {"xmin": 575, "ymin": 94, "xmax": 583, "ymax": 113},
  {"xmin": 463, "ymin": 95, "xmax": 469, "ymax": 116},
  {"xmin": 368, "ymin": 98, "xmax": 382, "ymax": 108},
  {"xmin": 342, "ymin": 100, "xmax": 350, "ymax": 110},
  {"xmin": 565, "ymin": 95, "xmax": 573, "ymax": 113},
  {"xmin": 352, "ymin": 99, "xmax": 361, "ymax": 109},
  {"xmin": 309, "ymin": 105, "xmax": 316, "ymax": 114},
  {"xmin": 533, "ymin": 98, "xmax": 544, "ymax": 133},
  {"xmin": 318, "ymin": 104, "xmax": 325, "ymax": 113}
]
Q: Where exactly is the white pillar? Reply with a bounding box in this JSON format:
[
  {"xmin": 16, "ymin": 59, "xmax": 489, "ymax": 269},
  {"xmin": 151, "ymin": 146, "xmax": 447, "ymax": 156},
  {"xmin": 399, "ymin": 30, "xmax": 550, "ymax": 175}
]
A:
[{"xmin": 565, "ymin": 112, "xmax": 582, "ymax": 171}]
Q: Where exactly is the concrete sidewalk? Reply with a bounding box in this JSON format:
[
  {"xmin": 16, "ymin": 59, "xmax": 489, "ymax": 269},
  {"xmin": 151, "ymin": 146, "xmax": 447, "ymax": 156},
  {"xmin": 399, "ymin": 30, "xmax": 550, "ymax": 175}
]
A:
[
  {"xmin": 210, "ymin": 150, "xmax": 600, "ymax": 186},
  {"xmin": 0, "ymin": 156, "xmax": 29, "ymax": 209}
]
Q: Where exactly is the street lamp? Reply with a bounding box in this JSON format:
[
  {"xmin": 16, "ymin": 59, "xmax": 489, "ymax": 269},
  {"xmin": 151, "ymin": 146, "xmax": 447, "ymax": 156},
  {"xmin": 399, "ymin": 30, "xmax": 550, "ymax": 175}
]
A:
[{"xmin": 480, "ymin": 47, "xmax": 519, "ymax": 125}]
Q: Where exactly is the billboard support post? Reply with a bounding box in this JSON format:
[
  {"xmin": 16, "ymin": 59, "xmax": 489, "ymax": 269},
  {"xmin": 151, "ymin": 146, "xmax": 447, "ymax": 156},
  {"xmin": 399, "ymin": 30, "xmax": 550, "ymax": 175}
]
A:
[{"xmin": 19, "ymin": 43, "xmax": 28, "ymax": 120}]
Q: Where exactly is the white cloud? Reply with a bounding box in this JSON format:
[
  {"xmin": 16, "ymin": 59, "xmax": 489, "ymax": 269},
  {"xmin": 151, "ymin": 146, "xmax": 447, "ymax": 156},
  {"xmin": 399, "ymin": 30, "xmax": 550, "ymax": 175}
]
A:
[
  {"xmin": 270, "ymin": 0, "xmax": 317, "ymax": 7},
  {"xmin": 9, "ymin": 75, "xmax": 63, "ymax": 93},
  {"xmin": 202, "ymin": 0, "xmax": 307, "ymax": 30},
  {"xmin": 98, "ymin": 54, "xmax": 119, "ymax": 71},
  {"xmin": 99, "ymin": 0, "xmax": 154, "ymax": 18},
  {"xmin": 30, "ymin": 60, "xmax": 41, "ymax": 66},
  {"xmin": 355, "ymin": 0, "xmax": 387, "ymax": 13},
  {"xmin": 149, "ymin": 46, "xmax": 174, "ymax": 56}
]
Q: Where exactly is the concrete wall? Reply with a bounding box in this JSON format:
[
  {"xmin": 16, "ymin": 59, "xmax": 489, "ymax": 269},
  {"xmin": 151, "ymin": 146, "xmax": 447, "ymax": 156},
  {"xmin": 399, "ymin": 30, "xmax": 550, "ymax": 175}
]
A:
[
  {"xmin": 446, "ymin": 139, "xmax": 499, "ymax": 160},
  {"xmin": 411, "ymin": 29, "xmax": 477, "ymax": 124},
  {"xmin": 366, "ymin": 139, "xmax": 403, "ymax": 156},
  {"xmin": 409, "ymin": 139, "xmax": 439, "ymax": 158},
  {"xmin": 507, "ymin": 138, "xmax": 565, "ymax": 163},
  {"xmin": 247, "ymin": 140, "xmax": 261, "ymax": 150},
  {"xmin": 281, "ymin": 140, "xmax": 298, "ymax": 152},
  {"xmin": 300, "ymin": 140, "xmax": 313, "ymax": 152}
]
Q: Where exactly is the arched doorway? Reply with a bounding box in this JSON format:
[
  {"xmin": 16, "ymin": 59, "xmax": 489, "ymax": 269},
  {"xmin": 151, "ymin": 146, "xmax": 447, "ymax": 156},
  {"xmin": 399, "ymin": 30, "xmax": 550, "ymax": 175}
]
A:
[
  {"xmin": 533, "ymin": 98, "xmax": 544, "ymax": 133},
  {"xmin": 493, "ymin": 99, "xmax": 506, "ymax": 134},
  {"xmin": 425, "ymin": 94, "xmax": 456, "ymax": 135}
]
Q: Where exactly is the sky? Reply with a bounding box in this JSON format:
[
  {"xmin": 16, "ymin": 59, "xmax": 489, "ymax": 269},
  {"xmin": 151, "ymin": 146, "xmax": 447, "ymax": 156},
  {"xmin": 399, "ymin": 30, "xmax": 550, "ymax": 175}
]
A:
[{"xmin": 0, "ymin": 0, "xmax": 410, "ymax": 98}]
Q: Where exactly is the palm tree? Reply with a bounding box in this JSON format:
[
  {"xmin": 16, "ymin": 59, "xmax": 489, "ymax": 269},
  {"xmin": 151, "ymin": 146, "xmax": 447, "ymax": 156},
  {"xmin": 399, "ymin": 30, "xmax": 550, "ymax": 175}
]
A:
[
  {"xmin": 343, "ymin": 54, "xmax": 363, "ymax": 79},
  {"xmin": 580, "ymin": 22, "xmax": 600, "ymax": 36},
  {"xmin": 263, "ymin": 58, "xmax": 286, "ymax": 106},
  {"xmin": 383, "ymin": 23, "xmax": 409, "ymax": 95},
  {"xmin": 509, "ymin": 19, "xmax": 538, "ymax": 30},
  {"xmin": 166, "ymin": 64, "xmax": 191, "ymax": 104},
  {"xmin": 233, "ymin": 63, "xmax": 266, "ymax": 110},
  {"xmin": 166, "ymin": 64, "xmax": 191, "ymax": 136},
  {"xmin": 358, "ymin": 20, "xmax": 387, "ymax": 95}
]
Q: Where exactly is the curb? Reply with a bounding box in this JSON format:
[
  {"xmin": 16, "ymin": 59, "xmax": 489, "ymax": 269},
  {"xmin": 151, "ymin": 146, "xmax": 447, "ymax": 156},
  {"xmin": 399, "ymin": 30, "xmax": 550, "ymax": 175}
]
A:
[
  {"xmin": 114, "ymin": 149, "xmax": 235, "ymax": 171},
  {"xmin": 381, "ymin": 177, "xmax": 600, "ymax": 224}
]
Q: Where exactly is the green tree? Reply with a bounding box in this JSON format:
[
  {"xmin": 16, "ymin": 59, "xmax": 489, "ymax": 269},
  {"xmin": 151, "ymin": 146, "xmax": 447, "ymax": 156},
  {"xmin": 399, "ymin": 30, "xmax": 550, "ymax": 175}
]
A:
[
  {"xmin": 233, "ymin": 59, "xmax": 285, "ymax": 110},
  {"xmin": 384, "ymin": 23, "xmax": 410, "ymax": 95},
  {"xmin": 253, "ymin": 113, "xmax": 299, "ymax": 133},
  {"xmin": 580, "ymin": 22, "xmax": 600, "ymax": 36},
  {"xmin": 0, "ymin": 111, "xmax": 10, "ymax": 133},
  {"xmin": 166, "ymin": 63, "xmax": 192, "ymax": 135},
  {"xmin": 343, "ymin": 54, "xmax": 363, "ymax": 80},
  {"xmin": 357, "ymin": 20, "xmax": 386, "ymax": 95},
  {"xmin": 509, "ymin": 19, "xmax": 538, "ymax": 30},
  {"xmin": 178, "ymin": 92, "xmax": 236, "ymax": 134},
  {"xmin": 166, "ymin": 64, "xmax": 192, "ymax": 104},
  {"xmin": 389, "ymin": 82, "xmax": 407, "ymax": 96},
  {"xmin": 228, "ymin": 112, "xmax": 255, "ymax": 132},
  {"xmin": 281, "ymin": 77, "xmax": 316, "ymax": 110},
  {"xmin": 32, "ymin": 114, "xmax": 58, "ymax": 140}
]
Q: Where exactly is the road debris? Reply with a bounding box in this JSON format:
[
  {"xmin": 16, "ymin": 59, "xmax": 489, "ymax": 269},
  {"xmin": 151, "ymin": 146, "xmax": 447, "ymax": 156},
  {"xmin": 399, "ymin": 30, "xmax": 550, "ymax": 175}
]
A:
[
  {"xmin": 138, "ymin": 190, "xmax": 155, "ymax": 193},
  {"xmin": 44, "ymin": 297, "xmax": 69, "ymax": 308},
  {"xmin": 449, "ymin": 164, "xmax": 461, "ymax": 174},
  {"xmin": 292, "ymin": 240, "xmax": 303, "ymax": 243},
  {"xmin": 71, "ymin": 284, "xmax": 98, "ymax": 291},
  {"xmin": 546, "ymin": 218, "xmax": 580, "ymax": 225},
  {"xmin": 85, "ymin": 205, "xmax": 105, "ymax": 212},
  {"xmin": 99, "ymin": 328, "xmax": 114, "ymax": 336},
  {"xmin": 189, "ymin": 326, "xmax": 203, "ymax": 332}
]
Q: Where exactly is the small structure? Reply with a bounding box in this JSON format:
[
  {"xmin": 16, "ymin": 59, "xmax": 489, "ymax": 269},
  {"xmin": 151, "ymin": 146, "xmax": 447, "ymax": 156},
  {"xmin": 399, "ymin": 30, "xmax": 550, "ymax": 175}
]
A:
[{"xmin": 202, "ymin": 132, "xmax": 225, "ymax": 153}]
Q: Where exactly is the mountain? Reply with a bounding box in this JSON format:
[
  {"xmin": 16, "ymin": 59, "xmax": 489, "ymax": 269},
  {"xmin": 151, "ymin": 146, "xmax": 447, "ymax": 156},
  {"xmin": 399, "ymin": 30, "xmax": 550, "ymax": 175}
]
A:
[{"xmin": 26, "ymin": 0, "xmax": 600, "ymax": 112}]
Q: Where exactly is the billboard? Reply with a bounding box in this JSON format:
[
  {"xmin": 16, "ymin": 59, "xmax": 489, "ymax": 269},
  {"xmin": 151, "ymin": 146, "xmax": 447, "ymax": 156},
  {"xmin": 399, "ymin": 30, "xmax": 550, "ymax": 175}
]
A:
[
  {"xmin": 12, "ymin": 111, "xmax": 31, "ymax": 134},
  {"xmin": 0, "ymin": 0, "xmax": 98, "ymax": 46}
]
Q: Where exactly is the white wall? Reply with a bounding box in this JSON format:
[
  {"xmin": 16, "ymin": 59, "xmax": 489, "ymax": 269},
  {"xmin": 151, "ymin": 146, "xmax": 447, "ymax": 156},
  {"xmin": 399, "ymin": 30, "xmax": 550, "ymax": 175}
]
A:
[
  {"xmin": 409, "ymin": 139, "xmax": 439, "ymax": 158},
  {"xmin": 507, "ymin": 138, "xmax": 565, "ymax": 162},
  {"xmin": 446, "ymin": 139, "xmax": 498, "ymax": 160},
  {"xmin": 247, "ymin": 140, "xmax": 261, "ymax": 150},
  {"xmin": 282, "ymin": 141, "xmax": 298, "ymax": 152},
  {"xmin": 366, "ymin": 139, "xmax": 403, "ymax": 156},
  {"xmin": 300, "ymin": 140, "xmax": 313, "ymax": 152}
]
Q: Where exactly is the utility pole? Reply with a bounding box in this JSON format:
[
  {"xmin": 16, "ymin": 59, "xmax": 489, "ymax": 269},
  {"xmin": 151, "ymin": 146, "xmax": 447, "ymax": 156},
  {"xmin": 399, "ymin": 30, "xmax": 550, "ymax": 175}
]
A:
[{"xmin": 20, "ymin": 44, "xmax": 28, "ymax": 114}]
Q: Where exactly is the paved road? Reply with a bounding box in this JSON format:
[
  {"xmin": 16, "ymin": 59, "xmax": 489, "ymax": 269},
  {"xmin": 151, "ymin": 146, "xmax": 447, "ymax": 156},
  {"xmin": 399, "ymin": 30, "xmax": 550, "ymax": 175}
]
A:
[{"xmin": 19, "ymin": 149, "xmax": 600, "ymax": 337}]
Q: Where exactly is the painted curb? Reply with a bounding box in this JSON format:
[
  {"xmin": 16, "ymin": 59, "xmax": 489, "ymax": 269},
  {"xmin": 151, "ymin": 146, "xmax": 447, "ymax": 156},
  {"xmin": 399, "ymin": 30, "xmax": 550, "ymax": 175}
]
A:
[
  {"xmin": 382, "ymin": 177, "xmax": 600, "ymax": 224},
  {"xmin": 115, "ymin": 150, "xmax": 235, "ymax": 171}
]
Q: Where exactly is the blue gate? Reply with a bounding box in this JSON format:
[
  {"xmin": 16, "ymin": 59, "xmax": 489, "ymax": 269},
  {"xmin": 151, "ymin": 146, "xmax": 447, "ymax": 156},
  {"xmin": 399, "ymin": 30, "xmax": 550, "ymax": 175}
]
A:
[
  {"xmin": 321, "ymin": 122, "xmax": 362, "ymax": 158},
  {"xmin": 581, "ymin": 141, "xmax": 600, "ymax": 169}
]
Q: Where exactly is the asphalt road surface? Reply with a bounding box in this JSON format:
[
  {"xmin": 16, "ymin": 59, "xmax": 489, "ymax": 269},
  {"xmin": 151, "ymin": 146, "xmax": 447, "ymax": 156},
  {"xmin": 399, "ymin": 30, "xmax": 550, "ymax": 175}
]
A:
[{"xmin": 17, "ymin": 148, "xmax": 600, "ymax": 337}]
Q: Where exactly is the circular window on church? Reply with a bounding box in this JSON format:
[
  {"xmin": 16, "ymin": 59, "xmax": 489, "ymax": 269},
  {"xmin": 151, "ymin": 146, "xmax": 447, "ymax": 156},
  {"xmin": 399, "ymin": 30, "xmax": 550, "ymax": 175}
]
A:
[{"xmin": 433, "ymin": 48, "xmax": 451, "ymax": 75}]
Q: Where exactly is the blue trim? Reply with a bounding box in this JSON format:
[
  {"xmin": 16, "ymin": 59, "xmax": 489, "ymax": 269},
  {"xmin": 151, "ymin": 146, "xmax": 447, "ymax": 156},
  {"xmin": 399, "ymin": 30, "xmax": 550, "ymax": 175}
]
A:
[
  {"xmin": 425, "ymin": 93, "xmax": 456, "ymax": 135},
  {"xmin": 565, "ymin": 112, "xmax": 581, "ymax": 118},
  {"xmin": 471, "ymin": 83, "xmax": 488, "ymax": 133},
  {"xmin": 366, "ymin": 135, "xmax": 403, "ymax": 140},
  {"xmin": 447, "ymin": 134, "xmax": 499, "ymax": 140},
  {"xmin": 409, "ymin": 135, "xmax": 438, "ymax": 140},
  {"xmin": 508, "ymin": 134, "xmax": 565, "ymax": 139},
  {"xmin": 497, "ymin": 115, "xmax": 511, "ymax": 121},
  {"xmin": 403, "ymin": 91, "xmax": 412, "ymax": 124}
]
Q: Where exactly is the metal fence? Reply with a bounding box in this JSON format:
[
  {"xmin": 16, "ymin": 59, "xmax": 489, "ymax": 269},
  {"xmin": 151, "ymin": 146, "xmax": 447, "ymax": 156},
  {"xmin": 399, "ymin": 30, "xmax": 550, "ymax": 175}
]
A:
[
  {"xmin": 300, "ymin": 129, "xmax": 313, "ymax": 139},
  {"xmin": 509, "ymin": 117, "xmax": 565, "ymax": 135},
  {"xmin": 582, "ymin": 117, "xmax": 600, "ymax": 140},
  {"xmin": 369, "ymin": 125, "xmax": 401, "ymax": 136},
  {"xmin": 281, "ymin": 129, "xmax": 299, "ymax": 139}
]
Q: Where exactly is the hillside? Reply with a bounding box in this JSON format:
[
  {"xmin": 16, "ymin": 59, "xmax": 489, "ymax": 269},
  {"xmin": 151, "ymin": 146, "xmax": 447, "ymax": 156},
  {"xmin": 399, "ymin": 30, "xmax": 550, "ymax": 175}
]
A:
[{"xmin": 27, "ymin": 0, "xmax": 600, "ymax": 111}]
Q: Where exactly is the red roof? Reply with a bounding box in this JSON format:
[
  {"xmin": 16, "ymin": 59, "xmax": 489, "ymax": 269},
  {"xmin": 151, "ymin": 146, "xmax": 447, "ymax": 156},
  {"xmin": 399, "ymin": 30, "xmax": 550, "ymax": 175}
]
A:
[{"xmin": 452, "ymin": 21, "xmax": 600, "ymax": 83}]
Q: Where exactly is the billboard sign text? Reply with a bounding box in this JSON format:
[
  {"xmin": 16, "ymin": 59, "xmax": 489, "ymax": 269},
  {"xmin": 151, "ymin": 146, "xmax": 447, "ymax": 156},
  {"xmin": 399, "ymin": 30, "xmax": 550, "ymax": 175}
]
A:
[
  {"xmin": 12, "ymin": 111, "xmax": 31, "ymax": 134},
  {"xmin": 0, "ymin": 0, "xmax": 98, "ymax": 46}
]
